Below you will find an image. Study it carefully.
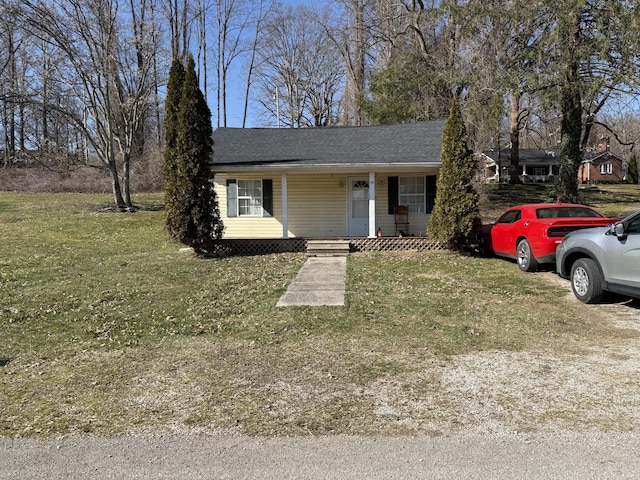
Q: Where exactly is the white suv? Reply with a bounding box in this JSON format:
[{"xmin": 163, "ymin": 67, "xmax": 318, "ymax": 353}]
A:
[{"xmin": 556, "ymin": 210, "xmax": 640, "ymax": 303}]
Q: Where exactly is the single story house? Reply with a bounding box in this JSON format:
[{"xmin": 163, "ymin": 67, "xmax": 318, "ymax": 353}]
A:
[
  {"xmin": 210, "ymin": 121, "xmax": 445, "ymax": 239},
  {"xmin": 479, "ymin": 148, "xmax": 560, "ymax": 183}
]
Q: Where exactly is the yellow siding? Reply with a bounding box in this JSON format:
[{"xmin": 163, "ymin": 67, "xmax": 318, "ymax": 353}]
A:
[
  {"xmin": 214, "ymin": 174, "xmax": 283, "ymax": 238},
  {"xmin": 374, "ymin": 177, "xmax": 431, "ymax": 238},
  {"xmin": 215, "ymin": 172, "xmax": 435, "ymax": 238},
  {"xmin": 287, "ymin": 174, "xmax": 346, "ymax": 237}
]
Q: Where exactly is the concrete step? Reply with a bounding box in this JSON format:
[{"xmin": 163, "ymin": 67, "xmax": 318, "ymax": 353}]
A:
[{"xmin": 306, "ymin": 240, "xmax": 350, "ymax": 257}]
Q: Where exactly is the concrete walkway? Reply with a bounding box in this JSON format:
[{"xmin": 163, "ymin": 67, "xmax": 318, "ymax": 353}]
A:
[{"xmin": 276, "ymin": 256, "xmax": 346, "ymax": 307}]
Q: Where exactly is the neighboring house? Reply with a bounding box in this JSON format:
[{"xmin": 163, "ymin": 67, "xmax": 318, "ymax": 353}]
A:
[
  {"xmin": 578, "ymin": 137, "xmax": 625, "ymax": 184},
  {"xmin": 479, "ymin": 148, "xmax": 559, "ymax": 183},
  {"xmin": 480, "ymin": 137, "xmax": 625, "ymax": 184},
  {"xmin": 209, "ymin": 121, "xmax": 445, "ymax": 239}
]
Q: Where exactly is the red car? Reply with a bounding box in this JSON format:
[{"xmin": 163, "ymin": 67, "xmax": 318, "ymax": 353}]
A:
[{"xmin": 480, "ymin": 203, "xmax": 616, "ymax": 272}]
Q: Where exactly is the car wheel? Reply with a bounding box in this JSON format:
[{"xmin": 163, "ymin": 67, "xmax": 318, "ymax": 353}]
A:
[
  {"xmin": 571, "ymin": 258, "xmax": 604, "ymax": 304},
  {"xmin": 516, "ymin": 239, "xmax": 538, "ymax": 272}
]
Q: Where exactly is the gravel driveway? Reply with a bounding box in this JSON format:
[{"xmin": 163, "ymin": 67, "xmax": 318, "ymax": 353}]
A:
[{"xmin": 2, "ymin": 273, "xmax": 639, "ymax": 479}]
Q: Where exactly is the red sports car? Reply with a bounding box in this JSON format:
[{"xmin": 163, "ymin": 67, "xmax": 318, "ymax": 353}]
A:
[{"xmin": 480, "ymin": 203, "xmax": 616, "ymax": 272}]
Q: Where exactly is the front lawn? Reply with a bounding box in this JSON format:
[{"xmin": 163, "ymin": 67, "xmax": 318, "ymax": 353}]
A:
[{"xmin": 0, "ymin": 191, "xmax": 634, "ymax": 437}]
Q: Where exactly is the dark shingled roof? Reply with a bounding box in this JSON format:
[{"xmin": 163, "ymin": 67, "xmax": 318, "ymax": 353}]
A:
[
  {"xmin": 210, "ymin": 120, "xmax": 446, "ymax": 171},
  {"xmin": 482, "ymin": 148, "xmax": 560, "ymax": 166},
  {"xmin": 483, "ymin": 147, "xmax": 626, "ymax": 166}
]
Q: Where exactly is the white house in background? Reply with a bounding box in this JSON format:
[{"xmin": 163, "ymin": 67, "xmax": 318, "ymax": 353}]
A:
[
  {"xmin": 209, "ymin": 121, "xmax": 445, "ymax": 239},
  {"xmin": 479, "ymin": 148, "xmax": 560, "ymax": 183}
]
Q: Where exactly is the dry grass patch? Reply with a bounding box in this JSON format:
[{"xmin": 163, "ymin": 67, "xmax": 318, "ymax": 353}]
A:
[{"xmin": 2, "ymin": 192, "xmax": 640, "ymax": 438}]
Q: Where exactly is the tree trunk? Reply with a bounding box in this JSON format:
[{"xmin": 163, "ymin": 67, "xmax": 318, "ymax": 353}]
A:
[
  {"xmin": 108, "ymin": 161, "xmax": 127, "ymax": 209},
  {"xmin": 2, "ymin": 100, "xmax": 8, "ymax": 167},
  {"xmin": 556, "ymin": 7, "xmax": 582, "ymax": 204},
  {"xmin": 508, "ymin": 90, "xmax": 522, "ymax": 184},
  {"xmin": 123, "ymin": 152, "xmax": 132, "ymax": 207},
  {"xmin": 557, "ymin": 80, "xmax": 582, "ymax": 203}
]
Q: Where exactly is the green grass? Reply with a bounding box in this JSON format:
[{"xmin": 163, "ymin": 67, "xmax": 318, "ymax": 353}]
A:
[
  {"xmin": 479, "ymin": 182, "xmax": 640, "ymax": 220},
  {"xmin": 0, "ymin": 189, "xmax": 637, "ymax": 437}
]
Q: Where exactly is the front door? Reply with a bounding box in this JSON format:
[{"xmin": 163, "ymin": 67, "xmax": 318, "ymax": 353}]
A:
[{"xmin": 348, "ymin": 177, "xmax": 369, "ymax": 236}]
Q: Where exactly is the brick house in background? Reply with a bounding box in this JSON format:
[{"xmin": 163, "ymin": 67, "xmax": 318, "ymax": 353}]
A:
[{"xmin": 578, "ymin": 137, "xmax": 625, "ymax": 184}]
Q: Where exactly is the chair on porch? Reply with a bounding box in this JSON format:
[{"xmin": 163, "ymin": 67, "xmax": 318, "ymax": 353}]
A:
[{"xmin": 394, "ymin": 205, "xmax": 409, "ymax": 236}]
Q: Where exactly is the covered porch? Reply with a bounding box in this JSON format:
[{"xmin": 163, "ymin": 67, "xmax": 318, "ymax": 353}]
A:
[{"xmin": 216, "ymin": 170, "xmax": 439, "ymax": 240}]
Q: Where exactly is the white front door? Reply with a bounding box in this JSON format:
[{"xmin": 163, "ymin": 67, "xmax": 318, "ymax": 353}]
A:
[{"xmin": 348, "ymin": 177, "xmax": 369, "ymax": 236}]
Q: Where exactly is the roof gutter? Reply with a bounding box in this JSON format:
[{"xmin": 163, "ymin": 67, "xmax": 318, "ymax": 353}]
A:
[{"xmin": 210, "ymin": 162, "xmax": 441, "ymax": 174}]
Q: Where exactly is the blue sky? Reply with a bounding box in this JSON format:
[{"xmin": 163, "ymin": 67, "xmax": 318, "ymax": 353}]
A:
[{"xmin": 216, "ymin": 0, "xmax": 320, "ymax": 129}]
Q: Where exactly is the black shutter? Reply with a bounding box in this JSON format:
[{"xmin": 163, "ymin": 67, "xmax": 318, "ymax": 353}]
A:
[
  {"xmin": 226, "ymin": 179, "xmax": 237, "ymax": 217},
  {"xmin": 262, "ymin": 179, "xmax": 273, "ymax": 217},
  {"xmin": 388, "ymin": 176, "xmax": 398, "ymax": 214},
  {"xmin": 426, "ymin": 175, "xmax": 437, "ymax": 213}
]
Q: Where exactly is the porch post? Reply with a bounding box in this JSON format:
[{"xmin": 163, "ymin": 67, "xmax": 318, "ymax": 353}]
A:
[
  {"xmin": 368, "ymin": 172, "xmax": 376, "ymax": 238},
  {"xmin": 281, "ymin": 173, "xmax": 288, "ymax": 239}
]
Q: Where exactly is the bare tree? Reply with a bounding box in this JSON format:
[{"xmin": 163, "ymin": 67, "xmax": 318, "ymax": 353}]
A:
[
  {"xmin": 0, "ymin": 11, "xmax": 20, "ymax": 166},
  {"xmin": 463, "ymin": 0, "xmax": 552, "ymax": 182},
  {"xmin": 255, "ymin": 4, "xmax": 344, "ymax": 128},
  {"xmin": 212, "ymin": 0, "xmax": 270, "ymax": 127},
  {"xmin": 17, "ymin": 0, "xmax": 158, "ymax": 209},
  {"xmin": 167, "ymin": 0, "xmax": 190, "ymax": 61},
  {"xmin": 325, "ymin": 0, "xmax": 370, "ymax": 126},
  {"xmin": 241, "ymin": 0, "xmax": 270, "ymax": 128}
]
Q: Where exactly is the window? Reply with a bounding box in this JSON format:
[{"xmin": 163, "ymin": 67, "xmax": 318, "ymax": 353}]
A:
[
  {"xmin": 388, "ymin": 176, "xmax": 436, "ymax": 214},
  {"xmin": 226, "ymin": 179, "xmax": 273, "ymax": 217},
  {"xmin": 238, "ymin": 179, "xmax": 263, "ymax": 216},
  {"xmin": 600, "ymin": 163, "xmax": 613, "ymax": 174},
  {"xmin": 399, "ymin": 176, "xmax": 425, "ymax": 213},
  {"xmin": 496, "ymin": 209, "xmax": 521, "ymax": 224},
  {"xmin": 626, "ymin": 215, "xmax": 640, "ymax": 234},
  {"xmin": 536, "ymin": 206, "xmax": 603, "ymax": 219}
]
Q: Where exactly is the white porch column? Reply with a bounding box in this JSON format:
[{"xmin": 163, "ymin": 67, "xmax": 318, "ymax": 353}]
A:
[
  {"xmin": 281, "ymin": 173, "xmax": 288, "ymax": 239},
  {"xmin": 368, "ymin": 172, "xmax": 376, "ymax": 238}
]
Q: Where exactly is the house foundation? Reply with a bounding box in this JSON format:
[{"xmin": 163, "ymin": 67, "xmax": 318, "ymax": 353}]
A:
[{"xmin": 213, "ymin": 237, "xmax": 449, "ymax": 257}]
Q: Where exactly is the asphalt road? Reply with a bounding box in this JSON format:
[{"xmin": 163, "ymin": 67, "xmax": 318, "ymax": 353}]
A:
[{"xmin": 2, "ymin": 431, "xmax": 640, "ymax": 479}]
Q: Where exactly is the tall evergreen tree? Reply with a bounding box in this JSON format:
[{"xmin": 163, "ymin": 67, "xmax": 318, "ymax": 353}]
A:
[
  {"xmin": 428, "ymin": 94, "xmax": 480, "ymax": 250},
  {"xmin": 166, "ymin": 54, "xmax": 223, "ymax": 255},
  {"xmin": 164, "ymin": 58, "xmax": 186, "ymax": 228}
]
